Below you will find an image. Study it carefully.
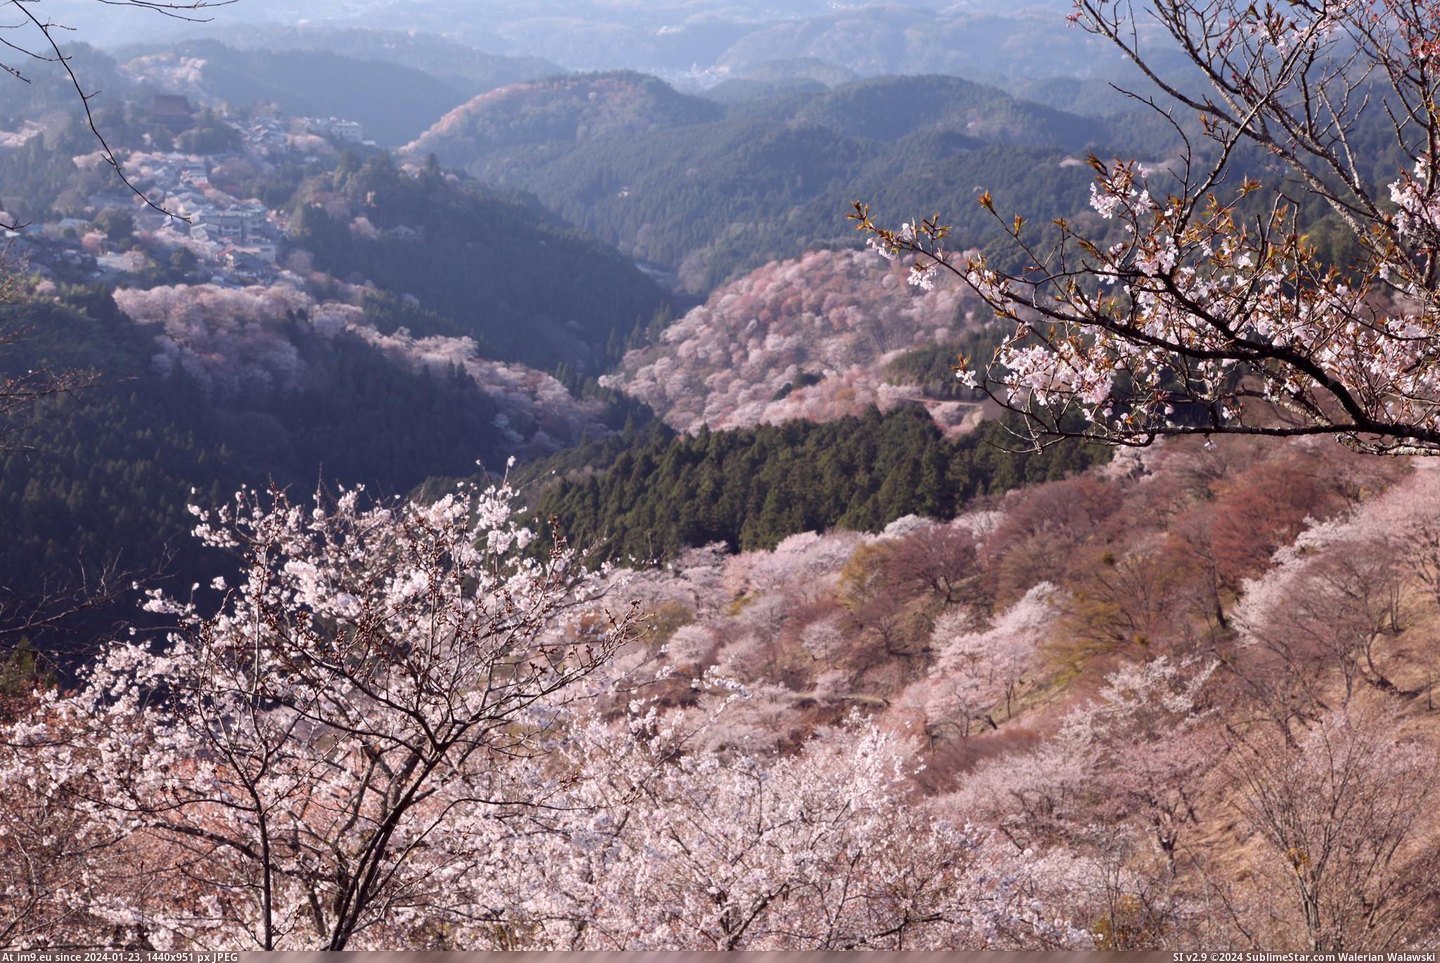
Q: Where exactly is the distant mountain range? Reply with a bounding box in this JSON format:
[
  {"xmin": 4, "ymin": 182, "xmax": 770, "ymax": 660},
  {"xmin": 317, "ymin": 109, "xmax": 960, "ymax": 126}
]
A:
[
  {"xmin": 252, "ymin": 1, "xmax": 1128, "ymax": 84},
  {"xmin": 60, "ymin": 2, "xmax": 1162, "ymax": 89},
  {"xmin": 113, "ymin": 35, "xmax": 561, "ymax": 146},
  {"xmin": 407, "ymin": 70, "xmax": 722, "ymax": 160},
  {"xmin": 401, "ymin": 70, "xmax": 1124, "ymax": 294}
]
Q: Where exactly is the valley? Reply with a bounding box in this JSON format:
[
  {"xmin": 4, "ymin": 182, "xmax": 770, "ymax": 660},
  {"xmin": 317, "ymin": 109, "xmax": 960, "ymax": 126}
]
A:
[{"xmin": 1, "ymin": 0, "xmax": 1437, "ymax": 952}]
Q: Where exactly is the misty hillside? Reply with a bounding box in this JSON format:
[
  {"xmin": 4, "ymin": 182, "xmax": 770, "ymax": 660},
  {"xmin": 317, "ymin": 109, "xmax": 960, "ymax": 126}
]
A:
[
  {"xmin": 782, "ymin": 74, "xmax": 1100, "ymax": 147},
  {"xmin": 38, "ymin": 0, "xmax": 1155, "ymax": 86},
  {"xmin": 406, "ymin": 70, "xmax": 723, "ymax": 163},
  {"xmin": 0, "ymin": 44, "xmax": 134, "ymax": 126},
  {"xmin": 404, "ymin": 72, "xmax": 1114, "ymax": 293},
  {"xmin": 289, "ymin": 153, "xmax": 670, "ymax": 370},
  {"xmin": 213, "ymin": 24, "xmax": 564, "ymax": 91},
  {"xmin": 118, "ymin": 41, "xmax": 475, "ymax": 146}
]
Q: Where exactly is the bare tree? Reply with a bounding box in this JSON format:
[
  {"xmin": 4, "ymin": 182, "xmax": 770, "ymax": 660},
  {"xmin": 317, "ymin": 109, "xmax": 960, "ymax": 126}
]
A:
[
  {"xmin": 0, "ymin": 328, "xmax": 99, "ymax": 443},
  {"xmin": 1064, "ymin": 539, "xmax": 1187, "ymax": 649},
  {"xmin": 1229, "ymin": 704, "xmax": 1440, "ymax": 951},
  {"xmin": 1232, "ymin": 510, "xmax": 1411, "ymax": 737},
  {"xmin": 887, "ymin": 523, "xmax": 981, "ymax": 606}
]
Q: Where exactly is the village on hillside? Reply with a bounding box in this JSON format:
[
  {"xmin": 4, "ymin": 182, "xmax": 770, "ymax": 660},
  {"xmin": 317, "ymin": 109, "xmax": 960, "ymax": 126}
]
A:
[{"xmin": 1, "ymin": 92, "xmax": 370, "ymax": 289}]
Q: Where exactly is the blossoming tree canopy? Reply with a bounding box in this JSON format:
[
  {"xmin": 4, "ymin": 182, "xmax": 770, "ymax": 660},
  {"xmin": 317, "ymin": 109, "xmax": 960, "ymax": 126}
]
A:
[
  {"xmin": 19, "ymin": 481, "xmax": 642, "ymax": 950},
  {"xmin": 854, "ymin": 0, "xmax": 1440, "ymax": 454}
]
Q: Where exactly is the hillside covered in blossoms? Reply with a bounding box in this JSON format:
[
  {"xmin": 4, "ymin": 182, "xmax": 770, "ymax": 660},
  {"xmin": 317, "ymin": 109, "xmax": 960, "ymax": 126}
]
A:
[
  {"xmin": 605, "ymin": 248, "xmax": 988, "ymax": 434},
  {"xmin": 7, "ymin": 428, "xmax": 1440, "ymax": 948},
  {"xmin": 3, "ymin": 0, "xmax": 1440, "ymax": 953}
]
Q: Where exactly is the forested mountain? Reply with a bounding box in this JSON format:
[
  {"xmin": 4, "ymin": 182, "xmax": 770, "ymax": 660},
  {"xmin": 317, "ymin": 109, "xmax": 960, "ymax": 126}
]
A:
[
  {"xmin": 406, "ymin": 71, "xmax": 723, "ymax": 165},
  {"xmin": 404, "ymin": 73, "xmax": 1113, "ymax": 294},
  {"xmin": 780, "ymin": 74, "xmax": 1098, "ymax": 147},
  {"xmin": 529, "ymin": 406, "xmax": 1109, "ymax": 562},
  {"xmin": 714, "ymin": 57, "xmax": 858, "ymax": 91},
  {"xmin": 711, "ymin": 4, "xmax": 1114, "ymax": 80},
  {"xmin": 0, "ymin": 56, "xmax": 1124, "ymax": 667},
  {"xmin": 290, "ymin": 153, "xmax": 671, "ymax": 371},
  {"xmin": 700, "ymin": 76, "xmax": 831, "ymax": 105}
]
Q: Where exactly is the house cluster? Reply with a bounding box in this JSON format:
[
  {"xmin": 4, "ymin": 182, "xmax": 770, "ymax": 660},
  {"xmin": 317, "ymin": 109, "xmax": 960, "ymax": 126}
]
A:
[
  {"xmin": 0, "ymin": 95, "xmax": 376, "ymax": 287},
  {"xmin": 123, "ymin": 150, "xmax": 282, "ymax": 276},
  {"xmin": 241, "ymin": 114, "xmax": 292, "ymax": 158}
]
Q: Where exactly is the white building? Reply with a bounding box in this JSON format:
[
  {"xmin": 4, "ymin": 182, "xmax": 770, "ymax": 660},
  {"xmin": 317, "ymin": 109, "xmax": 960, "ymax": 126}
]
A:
[
  {"xmin": 192, "ymin": 204, "xmax": 269, "ymax": 244},
  {"xmin": 306, "ymin": 117, "xmax": 364, "ymax": 143}
]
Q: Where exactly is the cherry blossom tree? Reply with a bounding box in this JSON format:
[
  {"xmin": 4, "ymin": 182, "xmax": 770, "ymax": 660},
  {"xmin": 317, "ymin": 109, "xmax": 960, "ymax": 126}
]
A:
[
  {"xmin": 1072, "ymin": 657, "xmax": 1220, "ymax": 874},
  {"xmin": 0, "ymin": 698, "xmax": 130, "ymax": 946},
  {"xmin": 951, "ymin": 655, "xmax": 1216, "ymax": 857},
  {"xmin": 2, "ymin": 481, "xmax": 641, "ymax": 949},
  {"xmin": 1230, "ymin": 704, "xmax": 1440, "ymax": 951},
  {"xmin": 938, "ymin": 656, "xmax": 1223, "ymax": 947},
  {"xmin": 856, "ymin": 0, "xmax": 1440, "ymax": 454},
  {"xmin": 924, "ymin": 581, "xmax": 1059, "ymax": 734},
  {"xmin": 538, "ymin": 713, "xmax": 1093, "ymax": 950},
  {"xmin": 1235, "ymin": 513, "xmax": 1407, "ymax": 712}
]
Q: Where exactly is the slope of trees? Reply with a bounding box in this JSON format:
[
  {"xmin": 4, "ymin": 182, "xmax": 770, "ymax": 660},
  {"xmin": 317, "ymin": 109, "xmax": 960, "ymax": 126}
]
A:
[
  {"xmin": 290, "ymin": 153, "xmax": 671, "ymax": 371},
  {"xmin": 401, "ymin": 72, "xmax": 1122, "ymax": 294},
  {"xmin": 512, "ymin": 128, "xmax": 1099, "ymax": 295},
  {"xmin": 607, "ymin": 248, "xmax": 983, "ymax": 432},
  {"xmin": 0, "ymin": 283, "xmax": 622, "ymax": 663},
  {"xmin": 531, "ymin": 406, "xmax": 1109, "ymax": 562},
  {"xmin": 570, "ymin": 431, "xmax": 1440, "ymax": 949}
]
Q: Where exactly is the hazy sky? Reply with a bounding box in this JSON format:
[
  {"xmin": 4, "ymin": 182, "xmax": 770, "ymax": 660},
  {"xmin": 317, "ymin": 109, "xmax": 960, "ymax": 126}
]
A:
[{"xmin": 38, "ymin": 0, "xmax": 1108, "ymax": 87}]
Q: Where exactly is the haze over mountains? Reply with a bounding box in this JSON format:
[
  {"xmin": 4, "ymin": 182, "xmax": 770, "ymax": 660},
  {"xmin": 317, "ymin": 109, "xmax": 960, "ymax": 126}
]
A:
[
  {"xmin": 11, "ymin": 1, "xmax": 1439, "ymax": 951},
  {"xmin": 0, "ymin": 0, "xmax": 1176, "ymax": 651},
  {"xmin": 48, "ymin": 0, "xmax": 1145, "ymax": 88}
]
